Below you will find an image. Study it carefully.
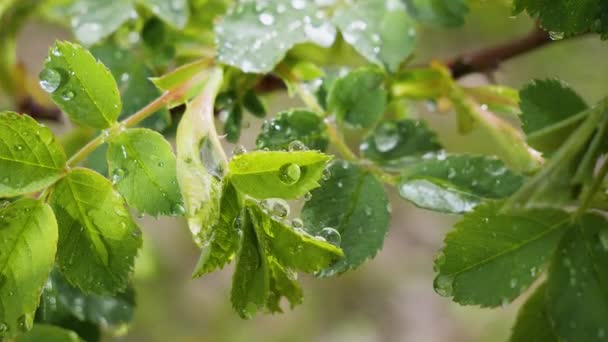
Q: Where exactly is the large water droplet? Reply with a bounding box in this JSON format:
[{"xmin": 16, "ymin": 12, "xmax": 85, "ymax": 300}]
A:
[
  {"xmin": 39, "ymin": 68, "xmax": 62, "ymax": 93},
  {"xmin": 278, "ymin": 163, "xmax": 301, "ymax": 185},
  {"xmin": 261, "ymin": 198, "xmax": 290, "ymax": 218},
  {"xmin": 374, "ymin": 122, "xmax": 399, "ymax": 152},
  {"xmin": 433, "ymin": 275, "xmax": 454, "ymax": 297},
  {"xmin": 318, "ymin": 227, "xmax": 341, "ymax": 246}
]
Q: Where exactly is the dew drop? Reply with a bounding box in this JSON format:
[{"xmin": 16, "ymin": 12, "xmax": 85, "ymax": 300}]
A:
[
  {"xmin": 321, "ymin": 168, "xmax": 331, "ymax": 181},
  {"xmin": 435, "ymin": 251, "xmax": 446, "ymax": 266},
  {"xmin": 317, "ymin": 227, "xmax": 341, "ymax": 246},
  {"xmin": 261, "ymin": 198, "xmax": 290, "ymax": 218},
  {"xmin": 61, "ymin": 90, "xmax": 75, "ymax": 101},
  {"xmin": 233, "ymin": 145, "xmax": 247, "ymax": 156},
  {"xmin": 288, "ymin": 140, "xmax": 308, "ymax": 151},
  {"xmin": 157, "ymin": 161, "xmax": 165, "ymax": 167},
  {"xmin": 13, "ymin": 144, "xmax": 24, "ymax": 152},
  {"xmin": 278, "ymin": 163, "xmax": 301, "ymax": 185},
  {"xmin": 171, "ymin": 203, "xmax": 186, "ymax": 216},
  {"xmin": 304, "ymin": 192, "xmax": 312, "ymax": 201},
  {"xmin": 39, "ymin": 68, "xmax": 62, "ymax": 93},
  {"xmin": 0, "ymin": 322, "xmax": 8, "ymax": 333},
  {"xmin": 258, "ymin": 12, "xmax": 275, "ymax": 26},
  {"xmin": 549, "ymin": 31, "xmax": 564, "ymax": 40},
  {"xmin": 433, "ymin": 275, "xmax": 454, "ymax": 297},
  {"xmin": 291, "ymin": 218, "xmax": 304, "ymax": 229}
]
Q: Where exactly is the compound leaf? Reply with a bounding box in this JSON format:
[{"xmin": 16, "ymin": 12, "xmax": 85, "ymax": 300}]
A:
[
  {"xmin": 398, "ymin": 155, "xmax": 523, "ymax": 213},
  {"xmin": 434, "ymin": 201, "xmax": 569, "ymax": 307},
  {"xmin": 229, "ymin": 150, "xmax": 331, "ymax": 199},
  {"xmin": 50, "ymin": 168, "xmax": 142, "ymax": 295},
  {"xmin": 107, "ymin": 128, "xmax": 182, "ymax": 216},
  {"xmin": 0, "ymin": 199, "xmax": 58, "ymax": 337},
  {"xmin": 302, "ymin": 160, "xmax": 390, "ymax": 276},
  {"xmin": 42, "ymin": 41, "xmax": 121, "ymax": 129},
  {"xmin": 0, "ymin": 112, "xmax": 66, "ymax": 197}
]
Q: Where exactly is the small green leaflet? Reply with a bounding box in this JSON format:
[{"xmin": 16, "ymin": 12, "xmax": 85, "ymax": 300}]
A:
[
  {"xmin": 69, "ymin": 0, "xmax": 135, "ymax": 45},
  {"xmin": 228, "ymin": 150, "xmax": 332, "ymax": 199},
  {"xmin": 176, "ymin": 68, "xmax": 225, "ymax": 246},
  {"xmin": 333, "ymin": 0, "xmax": 417, "ymax": 72},
  {"xmin": 398, "ymin": 155, "xmax": 523, "ymax": 214},
  {"xmin": 50, "ymin": 168, "xmax": 142, "ymax": 295},
  {"xmin": 327, "ymin": 68, "xmax": 387, "ymax": 129},
  {"xmin": 546, "ymin": 214, "xmax": 608, "ymax": 342},
  {"xmin": 390, "ymin": 68, "xmax": 452, "ymax": 99},
  {"xmin": 0, "ymin": 112, "xmax": 66, "ymax": 197},
  {"xmin": 405, "ymin": 0, "xmax": 469, "ymax": 27},
  {"xmin": 139, "ymin": 0, "xmax": 189, "ymax": 29},
  {"xmin": 302, "ymin": 160, "xmax": 390, "ymax": 276},
  {"xmin": 192, "ymin": 180, "xmax": 241, "ymax": 277},
  {"xmin": 16, "ymin": 325, "xmax": 81, "ymax": 342},
  {"xmin": 361, "ymin": 119, "xmax": 442, "ymax": 169},
  {"xmin": 37, "ymin": 269, "xmax": 135, "ymax": 333},
  {"xmin": 215, "ymin": 0, "xmax": 336, "ymax": 73},
  {"xmin": 150, "ymin": 59, "xmax": 211, "ymax": 108},
  {"xmin": 519, "ymin": 79, "xmax": 588, "ymax": 154},
  {"xmin": 0, "ymin": 199, "xmax": 58, "ymax": 338},
  {"xmin": 248, "ymin": 202, "xmax": 343, "ymax": 273},
  {"xmin": 107, "ymin": 128, "xmax": 183, "ymax": 217},
  {"xmin": 41, "ymin": 41, "xmax": 121, "ymax": 129},
  {"xmin": 256, "ymin": 109, "xmax": 329, "ymax": 152},
  {"xmin": 510, "ymin": 283, "xmax": 557, "ymax": 342},
  {"xmin": 434, "ymin": 201, "xmax": 569, "ymax": 307},
  {"xmin": 231, "ymin": 201, "xmax": 342, "ymax": 318}
]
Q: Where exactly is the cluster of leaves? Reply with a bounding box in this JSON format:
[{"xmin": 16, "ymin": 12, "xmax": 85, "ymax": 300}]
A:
[{"xmin": 1, "ymin": 0, "xmax": 608, "ymax": 341}]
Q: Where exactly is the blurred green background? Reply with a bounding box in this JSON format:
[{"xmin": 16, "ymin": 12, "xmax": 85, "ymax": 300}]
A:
[{"xmin": 8, "ymin": 1, "xmax": 608, "ymax": 341}]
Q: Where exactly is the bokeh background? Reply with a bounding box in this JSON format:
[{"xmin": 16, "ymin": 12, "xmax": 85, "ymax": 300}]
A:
[{"xmin": 6, "ymin": 1, "xmax": 608, "ymax": 341}]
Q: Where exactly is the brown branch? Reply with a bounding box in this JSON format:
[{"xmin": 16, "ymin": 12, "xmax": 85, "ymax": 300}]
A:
[{"xmin": 446, "ymin": 27, "xmax": 552, "ymax": 79}]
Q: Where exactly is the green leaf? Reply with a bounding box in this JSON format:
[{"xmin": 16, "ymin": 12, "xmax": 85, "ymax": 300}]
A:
[
  {"xmin": 37, "ymin": 269, "xmax": 135, "ymax": 332},
  {"xmin": 434, "ymin": 201, "xmax": 569, "ymax": 307},
  {"xmin": 302, "ymin": 160, "xmax": 390, "ymax": 276},
  {"xmin": 405, "ymin": 0, "xmax": 469, "ymax": 27},
  {"xmin": 42, "ymin": 41, "xmax": 121, "ymax": 129},
  {"xmin": 361, "ymin": 119, "xmax": 442, "ymax": 168},
  {"xmin": 397, "ymin": 155, "xmax": 524, "ymax": 213},
  {"xmin": 514, "ymin": 0, "xmax": 601, "ymax": 35},
  {"xmin": 231, "ymin": 207, "xmax": 268, "ymax": 319},
  {"xmin": 520, "ymin": 79, "xmax": 588, "ymax": 154},
  {"xmin": 0, "ymin": 199, "xmax": 58, "ymax": 337},
  {"xmin": 242, "ymin": 89, "xmax": 266, "ymax": 118},
  {"xmin": 327, "ymin": 68, "xmax": 387, "ymax": 129},
  {"xmin": 510, "ymin": 283, "xmax": 558, "ymax": 342},
  {"xmin": 192, "ymin": 180, "xmax": 241, "ymax": 277},
  {"xmin": 0, "ymin": 111, "xmax": 66, "ymax": 197},
  {"xmin": 150, "ymin": 59, "xmax": 211, "ymax": 108},
  {"xmin": 255, "ymin": 109, "xmax": 329, "ymax": 152},
  {"xmin": 215, "ymin": 0, "xmax": 335, "ymax": 73},
  {"xmin": 228, "ymin": 150, "xmax": 332, "ymax": 200},
  {"xmin": 546, "ymin": 214, "xmax": 608, "ymax": 342},
  {"xmin": 333, "ymin": 0, "xmax": 417, "ymax": 71},
  {"xmin": 224, "ymin": 102, "xmax": 243, "ymax": 143},
  {"xmin": 176, "ymin": 68, "xmax": 226, "ymax": 246},
  {"xmin": 390, "ymin": 68, "xmax": 452, "ymax": 99},
  {"xmin": 266, "ymin": 259, "xmax": 302, "ymax": 314},
  {"xmin": 49, "ymin": 168, "xmax": 142, "ymax": 295},
  {"xmin": 107, "ymin": 128, "xmax": 182, "ymax": 216},
  {"xmin": 16, "ymin": 325, "xmax": 81, "ymax": 342},
  {"xmin": 91, "ymin": 42, "xmax": 170, "ymax": 132},
  {"xmin": 247, "ymin": 202, "xmax": 343, "ymax": 273},
  {"xmin": 139, "ymin": 0, "xmax": 189, "ymax": 29},
  {"xmin": 69, "ymin": 0, "xmax": 135, "ymax": 45}
]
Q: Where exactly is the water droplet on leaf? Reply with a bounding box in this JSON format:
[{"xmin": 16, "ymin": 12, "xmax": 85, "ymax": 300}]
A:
[
  {"xmin": 433, "ymin": 275, "xmax": 454, "ymax": 297},
  {"xmin": 61, "ymin": 90, "xmax": 75, "ymax": 101},
  {"xmin": 233, "ymin": 145, "xmax": 247, "ymax": 156},
  {"xmin": 288, "ymin": 140, "xmax": 308, "ymax": 151},
  {"xmin": 374, "ymin": 122, "xmax": 399, "ymax": 152},
  {"xmin": 304, "ymin": 192, "xmax": 312, "ymax": 201},
  {"xmin": 291, "ymin": 218, "xmax": 304, "ymax": 229},
  {"xmin": 318, "ymin": 227, "xmax": 341, "ymax": 246},
  {"xmin": 278, "ymin": 163, "xmax": 301, "ymax": 185},
  {"xmin": 39, "ymin": 68, "xmax": 62, "ymax": 93}
]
